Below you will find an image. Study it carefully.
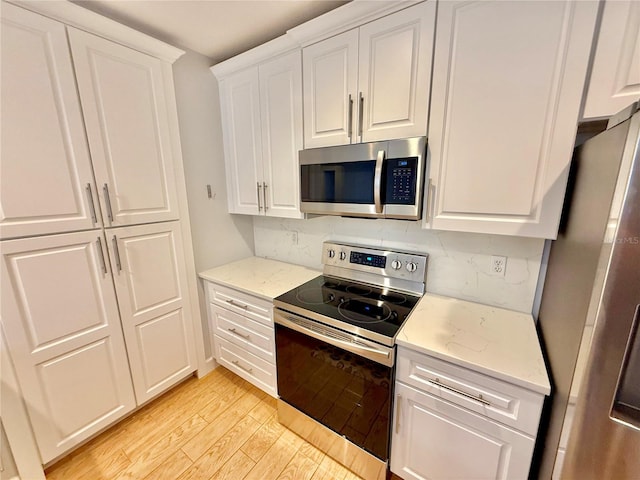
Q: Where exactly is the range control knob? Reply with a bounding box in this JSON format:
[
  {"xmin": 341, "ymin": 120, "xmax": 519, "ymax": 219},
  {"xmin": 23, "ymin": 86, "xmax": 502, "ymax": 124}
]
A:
[
  {"xmin": 327, "ymin": 249, "xmax": 335, "ymax": 258},
  {"xmin": 406, "ymin": 261, "xmax": 418, "ymax": 273},
  {"xmin": 339, "ymin": 251, "xmax": 347, "ymax": 261},
  {"xmin": 391, "ymin": 259, "xmax": 403, "ymax": 270}
]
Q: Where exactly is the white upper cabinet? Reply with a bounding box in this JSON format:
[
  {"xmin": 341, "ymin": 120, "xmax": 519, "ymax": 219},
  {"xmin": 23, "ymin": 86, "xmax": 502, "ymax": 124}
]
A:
[
  {"xmin": 219, "ymin": 67, "xmax": 263, "ymax": 215},
  {"xmin": 425, "ymin": 0, "xmax": 598, "ymax": 239},
  {"xmin": 107, "ymin": 221, "xmax": 197, "ymax": 404},
  {"xmin": 302, "ymin": 30, "xmax": 359, "ymax": 147},
  {"xmin": 302, "ymin": 1, "xmax": 435, "ymax": 147},
  {"xmin": 259, "ymin": 50, "xmax": 304, "ymax": 218},
  {"xmin": 581, "ymin": 0, "xmax": 640, "ymax": 120},
  {"xmin": 0, "ymin": 4, "xmax": 100, "ymax": 239},
  {"xmin": 358, "ymin": 2, "xmax": 435, "ymax": 143},
  {"xmin": 68, "ymin": 28, "xmax": 180, "ymax": 227},
  {"xmin": 1, "ymin": 230, "xmax": 136, "ymax": 463},
  {"xmin": 218, "ymin": 49, "xmax": 303, "ymax": 218}
]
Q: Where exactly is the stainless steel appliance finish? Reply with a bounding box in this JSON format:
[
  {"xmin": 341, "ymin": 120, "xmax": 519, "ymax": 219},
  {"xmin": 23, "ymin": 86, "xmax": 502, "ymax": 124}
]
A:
[
  {"xmin": 273, "ymin": 241, "xmax": 427, "ymax": 347},
  {"xmin": 536, "ymin": 105, "xmax": 640, "ymax": 479},
  {"xmin": 299, "ymin": 136, "xmax": 427, "ymax": 220},
  {"xmin": 274, "ymin": 309, "xmax": 395, "ymax": 367},
  {"xmin": 274, "ymin": 241, "xmax": 427, "ymax": 476}
]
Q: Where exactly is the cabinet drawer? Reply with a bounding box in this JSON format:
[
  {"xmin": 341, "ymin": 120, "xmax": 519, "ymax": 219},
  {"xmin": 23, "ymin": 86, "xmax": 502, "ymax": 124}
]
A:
[
  {"xmin": 206, "ymin": 282, "xmax": 272, "ymax": 325},
  {"xmin": 214, "ymin": 335, "xmax": 277, "ymax": 397},
  {"xmin": 397, "ymin": 347, "xmax": 545, "ymax": 436},
  {"xmin": 210, "ymin": 304, "xmax": 274, "ymax": 363}
]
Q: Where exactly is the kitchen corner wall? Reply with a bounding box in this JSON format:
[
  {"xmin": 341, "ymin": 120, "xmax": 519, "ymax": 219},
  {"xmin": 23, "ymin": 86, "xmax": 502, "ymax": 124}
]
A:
[
  {"xmin": 253, "ymin": 216, "xmax": 545, "ymax": 314},
  {"xmin": 172, "ymin": 49, "xmax": 255, "ymax": 272}
]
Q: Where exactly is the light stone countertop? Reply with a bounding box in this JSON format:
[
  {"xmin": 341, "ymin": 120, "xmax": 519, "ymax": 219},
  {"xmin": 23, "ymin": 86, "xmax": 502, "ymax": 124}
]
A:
[
  {"xmin": 397, "ymin": 293, "xmax": 551, "ymax": 395},
  {"xmin": 198, "ymin": 257, "xmax": 320, "ymax": 301}
]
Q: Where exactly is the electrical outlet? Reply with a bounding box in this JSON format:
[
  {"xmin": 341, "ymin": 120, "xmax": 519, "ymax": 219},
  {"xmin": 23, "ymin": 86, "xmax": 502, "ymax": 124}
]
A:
[
  {"xmin": 290, "ymin": 231, "xmax": 298, "ymax": 245},
  {"xmin": 490, "ymin": 255, "xmax": 507, "ymax": 276}
]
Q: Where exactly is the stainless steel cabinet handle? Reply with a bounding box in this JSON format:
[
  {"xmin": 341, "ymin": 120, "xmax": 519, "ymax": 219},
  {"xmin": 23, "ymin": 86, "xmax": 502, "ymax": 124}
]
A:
[
  {"xmin": 425, "ymin": 178, "xmax": 433, "ymax": 223},
  {"xmin": 374, "ymin": 150, "xmax": 385, "ymax": 214},
  {"xmin": 112, "ymin": 235, "xmax": 122, "ymax": 273},
  {"xmin": 263, "ymin": 182, "xmax": 268, "ymax": 212},
  {"xmin": 228, "ymin": 328, "xmax": 250, "ymax": 340},
  {"xmin": 430, "ymin": 377, "xmax": 491, "ymax": 406},
  {"xmin": 86, "ymin": 183, "xmax": 98, "ymax": 224},
  {"xmin": 226, "ymin": 299, "xmax": 248, "ymax": 310},
  {"xmin": 232, "ymin": 360, "xmax": 253, "ymax": 374},
  {"xmin": 358, "ymin": 92, "xmax": 364, "ymax": 139},
  {"xmin": 103, "ymin": 184, "xmax": 114, "ymax": 223},
  {"xmin": 96, "ymin": 237, "xmax": 108, "ymax": 275},
  {"xmin": 395, "ymin": 394, "xmax": 402, "ymax": 434},
  {"xmin": 257, "ymin": 182, "xmax": 262, "ymax": 211},
  {"xmin": 347, "ymin": 94, "xmax": 354, "ymax": 141}
]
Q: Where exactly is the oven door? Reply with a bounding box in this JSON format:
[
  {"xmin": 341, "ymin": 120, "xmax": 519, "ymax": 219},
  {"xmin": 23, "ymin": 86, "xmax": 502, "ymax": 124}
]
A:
[{"xmin": 274, "ymin": 309, "xmax": 394, "ymax": 461}]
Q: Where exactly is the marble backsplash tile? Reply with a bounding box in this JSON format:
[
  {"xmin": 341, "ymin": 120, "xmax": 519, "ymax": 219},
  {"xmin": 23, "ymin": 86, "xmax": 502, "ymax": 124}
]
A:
[{"xmin": 253, "ymin": 215, "xmax": 545, "ymax": 314}]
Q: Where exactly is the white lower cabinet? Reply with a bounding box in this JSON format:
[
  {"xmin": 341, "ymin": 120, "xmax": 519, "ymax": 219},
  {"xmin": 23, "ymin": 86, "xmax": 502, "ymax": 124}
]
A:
[
  {"xmin": 0, "ymin": 223, "xmax": 197, "ymax": 462},
  {"xmin": 0, "ymin": 230, "xmax": 136, "ymax": 463},
  {"xmin": 108, "ymin": 222, "xmax": 197, "ymax": 405},
  {"xmin": 391, "ymin": 347, "xmax": 544, "ymax": 480},
  {"xmin": 392, "ymin": 383, "xmax": 534, "ymax": 480},
  {"xmin": 205, "ymin": 282, "xmax": 277, "ymax": 396}
]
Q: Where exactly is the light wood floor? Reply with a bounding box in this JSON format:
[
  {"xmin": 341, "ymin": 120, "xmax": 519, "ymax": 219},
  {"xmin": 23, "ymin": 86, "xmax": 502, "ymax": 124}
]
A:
[{"xmin": 45, "ymin": 367, "xmax": 395, "ymax": 480}]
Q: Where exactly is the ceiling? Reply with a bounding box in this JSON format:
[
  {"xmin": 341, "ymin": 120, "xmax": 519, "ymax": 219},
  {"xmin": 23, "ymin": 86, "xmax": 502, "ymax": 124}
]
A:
[{"xmin": 72, "ymin": 0, "xmax": 348, "ymax": 64}]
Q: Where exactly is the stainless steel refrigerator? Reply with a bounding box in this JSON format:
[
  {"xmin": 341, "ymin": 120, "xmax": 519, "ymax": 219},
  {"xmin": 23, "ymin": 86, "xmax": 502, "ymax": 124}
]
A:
[{"xmin": 536, "ymin": 102, "xmax": 640, "ymax": 479}]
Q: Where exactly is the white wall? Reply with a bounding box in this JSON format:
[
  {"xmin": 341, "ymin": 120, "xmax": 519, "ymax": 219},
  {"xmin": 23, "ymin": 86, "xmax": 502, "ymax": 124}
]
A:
[
  {"xmin": 172, "ymin": 49, "xmax": 255, "ymax": 272},
  {"xmin": 254, "ymin": 216, "xmax": 545, "ymax": 313},
  {"xmin": 172, "ymin": 49, "xmax": 255, "ymax": 362}
]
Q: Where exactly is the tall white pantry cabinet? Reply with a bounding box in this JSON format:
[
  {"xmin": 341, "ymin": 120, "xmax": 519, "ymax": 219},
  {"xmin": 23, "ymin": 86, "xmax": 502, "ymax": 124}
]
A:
[{"xmin": 0, "ymin": 1, "xmax": 203, "ymax": 467}]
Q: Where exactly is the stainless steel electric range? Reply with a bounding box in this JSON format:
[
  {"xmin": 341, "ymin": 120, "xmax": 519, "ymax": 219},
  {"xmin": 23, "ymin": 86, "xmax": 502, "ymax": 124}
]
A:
[{"xmin": 273, "ymin": 241, "xmax": 428, "ymax": 480}]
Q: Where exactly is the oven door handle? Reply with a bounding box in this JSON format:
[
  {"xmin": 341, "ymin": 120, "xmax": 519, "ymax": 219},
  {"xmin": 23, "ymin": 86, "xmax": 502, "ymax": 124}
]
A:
[{"xmin": 275, "ymin": 311, "xmax": 394, "ymax": 367}]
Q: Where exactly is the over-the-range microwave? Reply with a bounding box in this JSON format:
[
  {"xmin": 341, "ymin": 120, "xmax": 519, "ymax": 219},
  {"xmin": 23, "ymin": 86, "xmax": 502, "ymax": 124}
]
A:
[{"xmin": 299, "ymin": 136, "xmax": 426, "ymax": 220}]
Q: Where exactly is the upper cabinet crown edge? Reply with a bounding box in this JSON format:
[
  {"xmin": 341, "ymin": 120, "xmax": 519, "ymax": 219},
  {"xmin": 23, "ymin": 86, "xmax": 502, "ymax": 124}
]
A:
[{"xmin": 4, "ymin": 0, "xmax": 185, "ymax": 63}]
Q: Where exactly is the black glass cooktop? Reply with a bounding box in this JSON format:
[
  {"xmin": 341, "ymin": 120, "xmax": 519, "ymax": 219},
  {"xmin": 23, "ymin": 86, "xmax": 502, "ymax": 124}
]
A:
[{"xmin": 274, "ymin": 275, "xmax": 421, "ymax": 341}]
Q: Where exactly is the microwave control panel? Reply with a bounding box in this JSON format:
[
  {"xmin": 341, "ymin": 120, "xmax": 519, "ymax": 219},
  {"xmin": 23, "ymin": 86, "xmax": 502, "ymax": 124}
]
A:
[{"xmin": 385, "ymin": 157, "xmax": 417, "ymax": 204}]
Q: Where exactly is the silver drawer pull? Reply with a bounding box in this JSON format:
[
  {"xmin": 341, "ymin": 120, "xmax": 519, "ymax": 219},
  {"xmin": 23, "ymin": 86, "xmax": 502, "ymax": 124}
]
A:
[
  {"xmin": 430, "ymin": 377, "xmax": 491, "ymax": 406},
  {"xmin": 226, "ymin": 299, "xmax": 248, "ymax": 310},
  {"xmin": 395, "ymin": 394, "xmax": 402, "ymax": 434},
  {"xmin": 232, "ymin": 360, "xmax": 253, "ymax": 374},
  {"xmin": 228, "ymin": 328, "xmax": 250, "ymax": 340}
]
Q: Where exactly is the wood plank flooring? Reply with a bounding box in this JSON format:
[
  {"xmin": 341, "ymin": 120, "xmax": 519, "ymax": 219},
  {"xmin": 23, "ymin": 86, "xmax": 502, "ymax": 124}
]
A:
[{"xmin": 45, "ymin": 367, "xmax": 390, "ymax": 480}]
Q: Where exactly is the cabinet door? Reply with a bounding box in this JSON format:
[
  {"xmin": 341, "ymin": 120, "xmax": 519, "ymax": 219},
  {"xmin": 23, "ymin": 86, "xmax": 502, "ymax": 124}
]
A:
[
  {"xmin": 302, "ymin": 29, "xmax": 359, "ymax": 147},
  {"xmin": 358, "ymin": 1, "xmax": 435, "ymax": 143},
  {"xmin": 426, "ymin": 1, "xmax": 598, "ymax": 238},
  {"xmin": 259, "ymin": 51, "xmax": 304, "ymax": 219},
  {"xmin": 581, "ymin": 0, "xmax": 640, "ymax": 119},
  {"xmin": 219, "ymin": 67, "xmax": 263, "ymax": 215},
  {"xmin": 0, "ymin": 230, "xmax": 135, "ymax": 463},
  {"xmin": 0, "ymin": 4, "xmax": 100, "ymax": 239},
  {"xmin": 107, "ymin": 222, "xmax": 196, "ymax": 404},
  {"xmin": 391, "ymin": 383, "xmax": 535, "ymax": 480},
  {"xmin": 68, "ymin": 28, "xmax": 180, "ymax": 227}
]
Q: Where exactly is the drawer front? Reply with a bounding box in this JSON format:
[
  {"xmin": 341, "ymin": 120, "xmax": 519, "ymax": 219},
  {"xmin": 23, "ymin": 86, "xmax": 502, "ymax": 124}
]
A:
[
  {"xmin": 210, "ymin": 304, "xmax": 274, "ymax": 363},
  {"xmin": 206, "ymin": 282, "xmax": 272, "ymax": 326},
  {"xmin": 215, "ymin": 335, "xmax": 277, "ymax": 397},
  {"xmin": 397, "ymin": 347, "xmax": 545, "ymax": 435}
]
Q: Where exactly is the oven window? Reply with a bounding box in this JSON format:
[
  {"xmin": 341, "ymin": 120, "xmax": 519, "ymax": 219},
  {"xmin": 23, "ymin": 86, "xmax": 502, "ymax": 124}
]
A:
[
  {"xmin": 275, "ymin": 323, "xmax": 392, "ymax": 460},
  {"xmin": 300, "ymin": 161, "xmax": 375, "ymax": 204}
]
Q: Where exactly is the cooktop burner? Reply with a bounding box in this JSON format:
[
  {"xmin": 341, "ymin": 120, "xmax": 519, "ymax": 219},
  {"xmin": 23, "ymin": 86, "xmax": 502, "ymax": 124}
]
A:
[{"xmin": 275, "ymin": 275, "xmax": 421, "ymax": 341}]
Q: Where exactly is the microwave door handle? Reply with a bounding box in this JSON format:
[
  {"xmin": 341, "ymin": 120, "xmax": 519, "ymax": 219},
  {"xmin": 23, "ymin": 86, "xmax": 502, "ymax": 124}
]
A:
[{"xmin": 374, "ymin": 150, "xmax": 385, "ymax": 214}]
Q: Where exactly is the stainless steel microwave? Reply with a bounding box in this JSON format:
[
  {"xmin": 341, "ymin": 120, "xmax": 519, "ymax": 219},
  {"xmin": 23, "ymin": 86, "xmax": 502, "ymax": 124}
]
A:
[{"xmin": 299, "ymin": 136, "xmax": 426, "ymax": 220}]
